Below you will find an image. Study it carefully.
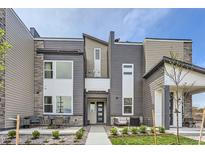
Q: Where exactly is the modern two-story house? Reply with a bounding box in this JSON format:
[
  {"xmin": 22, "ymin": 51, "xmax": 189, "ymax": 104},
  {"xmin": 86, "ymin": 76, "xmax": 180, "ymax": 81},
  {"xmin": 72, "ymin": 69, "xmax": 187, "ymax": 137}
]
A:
[{"xmin": 1, "ymin": 8, "xmax": 205, "ymax": 130}]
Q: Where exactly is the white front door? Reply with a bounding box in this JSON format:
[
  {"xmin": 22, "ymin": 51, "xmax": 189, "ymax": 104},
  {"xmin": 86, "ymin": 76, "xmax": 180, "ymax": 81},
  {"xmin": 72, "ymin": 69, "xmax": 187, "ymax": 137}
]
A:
[
  {"xmin": 94, "ymin": 48, "xmax": 101, "ymax": 77},
  {"xmin": 155, "ymin": 90, "xmax": 163, "ymax": 127}
]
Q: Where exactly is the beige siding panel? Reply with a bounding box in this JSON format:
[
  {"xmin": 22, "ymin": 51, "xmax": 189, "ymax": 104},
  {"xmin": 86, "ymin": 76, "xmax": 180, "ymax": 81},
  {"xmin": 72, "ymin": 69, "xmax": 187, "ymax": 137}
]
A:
[
  {"xmin": 144, "ymin": 40, "xmax": 185, "ymax": 73},
  {"xmin": 5, "ymin": 9, "xmax": 34, "ymax": 128},
  {"xmin": 143, "ymin": 68, "xmax": 164, "ymax": 126},
  {"xmin": 85, "ymin": 37, "xmax": 108, "ymax": 78}
]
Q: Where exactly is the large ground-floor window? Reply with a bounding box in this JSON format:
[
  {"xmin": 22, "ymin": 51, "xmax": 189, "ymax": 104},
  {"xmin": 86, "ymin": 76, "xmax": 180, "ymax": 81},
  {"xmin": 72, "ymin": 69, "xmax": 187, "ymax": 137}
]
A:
[{"xmin": 44, "ymin": 96, "xmax": 73, "ymax": 115}]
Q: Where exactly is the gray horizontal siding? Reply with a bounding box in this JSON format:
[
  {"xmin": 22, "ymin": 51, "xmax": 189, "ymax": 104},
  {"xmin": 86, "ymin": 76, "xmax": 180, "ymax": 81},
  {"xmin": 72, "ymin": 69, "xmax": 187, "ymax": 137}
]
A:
[
  {"xmin": 44, "ymin": 54, "xmax": 84, "ymax": 115},
  {"xmin": 110, "ymin": 43, "xmax": 143, "ymax": 116},
  {"xmin": 5, "ymin": 9, "xmax": 34, "ymax": 128},
  {"xmin": 44, "ymin": 40, "xmax": 84, "ymax": 51}
]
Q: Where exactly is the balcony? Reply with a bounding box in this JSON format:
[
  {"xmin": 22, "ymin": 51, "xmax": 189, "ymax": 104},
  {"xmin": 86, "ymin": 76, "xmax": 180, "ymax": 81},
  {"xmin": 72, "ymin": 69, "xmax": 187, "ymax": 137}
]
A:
[{"xmin": 85, "ymin": 78, "xmax": 110, "ymax": 92}]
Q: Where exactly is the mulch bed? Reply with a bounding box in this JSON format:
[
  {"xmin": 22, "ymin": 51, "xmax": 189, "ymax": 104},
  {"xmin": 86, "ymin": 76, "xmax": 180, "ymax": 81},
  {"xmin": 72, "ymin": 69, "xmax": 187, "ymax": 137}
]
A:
[{"xmin": 0, "ymin": 126, "xmax": 90, "ymax": 145}]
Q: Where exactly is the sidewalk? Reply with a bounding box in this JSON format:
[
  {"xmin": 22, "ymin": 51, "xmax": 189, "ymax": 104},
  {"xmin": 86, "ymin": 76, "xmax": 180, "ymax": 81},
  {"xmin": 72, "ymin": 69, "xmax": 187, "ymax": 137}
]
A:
[{"xmin": 85, "ymin": 125, "xmax": 111, "ymax": 145}]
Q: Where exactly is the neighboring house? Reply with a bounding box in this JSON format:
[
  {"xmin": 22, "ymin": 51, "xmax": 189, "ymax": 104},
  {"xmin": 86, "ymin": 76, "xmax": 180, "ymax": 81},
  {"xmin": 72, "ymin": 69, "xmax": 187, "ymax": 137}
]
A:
[{"xmin": 1, "ymin": 8, "xmax": 205, "ymax": 130}]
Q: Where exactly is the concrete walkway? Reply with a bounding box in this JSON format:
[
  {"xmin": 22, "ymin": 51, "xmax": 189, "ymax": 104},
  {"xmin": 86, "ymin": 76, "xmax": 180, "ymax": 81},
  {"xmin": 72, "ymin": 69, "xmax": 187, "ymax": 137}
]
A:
[{"xmin": 85, "ymin": 125, "xmax": 111, "ymax": 145}]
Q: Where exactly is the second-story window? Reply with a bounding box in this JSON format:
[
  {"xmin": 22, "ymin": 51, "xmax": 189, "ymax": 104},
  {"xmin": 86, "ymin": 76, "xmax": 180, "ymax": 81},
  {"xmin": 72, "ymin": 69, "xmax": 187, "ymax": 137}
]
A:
[
  {"xmin": 56, "ymin": 62, "xmax": 72, "ymax": 79},
  {"xmin": 44, "ymin": 62, "xmax": 53, "ymax": 79},
  {"xmin": 94, "ymin": 48, "xmax": 101, "ymax": 77}
]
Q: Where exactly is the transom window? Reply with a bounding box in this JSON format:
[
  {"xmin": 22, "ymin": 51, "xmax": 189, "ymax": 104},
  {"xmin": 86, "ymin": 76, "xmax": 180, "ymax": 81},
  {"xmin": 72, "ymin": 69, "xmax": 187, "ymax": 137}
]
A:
[
  {"xmin": 44, "ymin": 61, "xmax": 72, "ymax": 79},
  {"xmin": 123, "ymin": 64, "xmax": 133, "ymax": 75},
  {"xmin": 123, "ymin": 98, "xmax": 133, "ymax": 114}
]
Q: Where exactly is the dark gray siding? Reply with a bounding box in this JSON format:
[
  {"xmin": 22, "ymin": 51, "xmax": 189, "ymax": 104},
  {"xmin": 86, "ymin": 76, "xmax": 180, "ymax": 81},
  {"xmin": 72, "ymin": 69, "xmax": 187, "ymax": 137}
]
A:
[
  {"xmin": 5, "ymin": 9, "xmax": 34, "ymax": 128},
  {"xmin": 44, "ymin": 54, "xmax": 84, "ymax": 115},
  {"xmin": 44, "ymin": 40, "xmax": 84, "ymax": 51},
  {"xmin": 109, "ymin": 36, "xmax": 143, "ymax": 116}
]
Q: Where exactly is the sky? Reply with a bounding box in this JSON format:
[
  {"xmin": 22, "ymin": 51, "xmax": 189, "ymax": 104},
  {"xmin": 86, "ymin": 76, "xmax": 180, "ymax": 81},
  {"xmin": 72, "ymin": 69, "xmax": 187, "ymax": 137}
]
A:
[{"xmin": 14, "ymin": 8, "xmax": 205, "ymax": 108}]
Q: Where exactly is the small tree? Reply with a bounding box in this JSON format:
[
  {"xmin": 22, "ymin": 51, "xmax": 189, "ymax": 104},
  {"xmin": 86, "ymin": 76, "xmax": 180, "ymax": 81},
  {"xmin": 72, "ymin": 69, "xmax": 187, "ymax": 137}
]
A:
[
  {"xmin": 0, "ymin": 28, "xmax": 11, "ymax": 89},
  {"xmin": 164, "ymin": 51, "xmax": 194, "ymax": 144}
]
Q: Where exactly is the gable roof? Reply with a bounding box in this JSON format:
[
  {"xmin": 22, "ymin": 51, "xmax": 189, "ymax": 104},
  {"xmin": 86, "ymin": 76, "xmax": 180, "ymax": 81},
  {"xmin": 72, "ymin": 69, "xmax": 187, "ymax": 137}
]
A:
[
  {"xmin": 83, "ymin": 33, "xmax": 108, "ymax": 45},
  {"xmin": 143, "ymin": 56, "xmax": 205, "ymax": 79}
]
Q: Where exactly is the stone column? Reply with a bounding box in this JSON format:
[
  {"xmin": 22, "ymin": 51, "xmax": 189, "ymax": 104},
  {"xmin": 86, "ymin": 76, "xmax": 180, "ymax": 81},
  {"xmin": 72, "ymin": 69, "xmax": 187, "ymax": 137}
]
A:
[
  {"xmin": 34, "ymin": 41, "xmax": 44, "ymax": 116},
  {"xmin": 184, "ymin": 93, "xmax": 192, "ymax": 119}
]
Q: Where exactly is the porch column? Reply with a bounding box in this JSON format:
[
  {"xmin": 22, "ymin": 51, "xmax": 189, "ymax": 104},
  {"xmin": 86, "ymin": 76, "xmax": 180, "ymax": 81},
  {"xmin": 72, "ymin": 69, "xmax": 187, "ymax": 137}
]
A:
[
  {"xmin": 163, "ymin": 85, "xmax": 170, "ymax": 129},
  {"xmin": 184, "ymin": 92, "xmax": 192, "ymax": 119},
  {"xmin": 84, "ymin": 90, "xmax": 88, "ymax": 126},
  {"xmin": 106, "ymin": 89, "xmax": 111, "ymax": 125}
]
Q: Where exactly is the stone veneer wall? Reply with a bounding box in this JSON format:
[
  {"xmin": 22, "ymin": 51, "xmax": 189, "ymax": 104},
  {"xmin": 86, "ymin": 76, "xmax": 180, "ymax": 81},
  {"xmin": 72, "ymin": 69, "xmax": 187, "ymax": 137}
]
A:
[
  {"xmin": 34, "ymin": 40, "xmax": 44, "ymax": 116},
  {"xmin": 183, "ymin": 42, "xmax": 192, "ymax": 63},
  {"xmin": 183, "ymin": 42, "xmax": 192, "ymax": 120},
  {"xmin": 0, "ymin": 9, "xmax": 6, "ymax": 129},
  {"xmin": 184, "ymin": 93, "xmax": 192, "ymax": 119}
]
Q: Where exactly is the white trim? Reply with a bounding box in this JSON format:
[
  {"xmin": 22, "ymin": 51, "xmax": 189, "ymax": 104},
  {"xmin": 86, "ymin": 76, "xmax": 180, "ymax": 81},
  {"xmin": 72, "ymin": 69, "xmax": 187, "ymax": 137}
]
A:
[
  {"xmin": 34, "ymin": 38, "xmax": 83, "ymax": 41},
  {"xmin": 94, "ymin": 48, "xmax": 101, "ymax": 77},
  {"xmin": 122, "ymin": 63, "xmax": 134, "ymax": 116},
  {"xmin": 114, "ymin": 42, "xmax": 143, "ymax": 45},
  {"xmin": 144, "ymin": 39, "xmax": 192, "ymax": 43},
  {"xmin": 43, "ymin": 60, "xmax": 74, "ymax": 115}
]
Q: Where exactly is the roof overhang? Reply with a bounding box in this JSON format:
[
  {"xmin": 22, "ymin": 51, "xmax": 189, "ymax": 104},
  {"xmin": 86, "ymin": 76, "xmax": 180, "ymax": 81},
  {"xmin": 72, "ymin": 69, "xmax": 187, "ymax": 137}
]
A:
[
  {"xmin": 36, "ymin": 48, "xmax": 84, "ymax": 55},
  {"xmin": 143, "ymin": 56, "xmax": 205, "ymax": 79},
  {"xmin": 83, "ymin": 33, "xmax": 108, "ymax": 46}
]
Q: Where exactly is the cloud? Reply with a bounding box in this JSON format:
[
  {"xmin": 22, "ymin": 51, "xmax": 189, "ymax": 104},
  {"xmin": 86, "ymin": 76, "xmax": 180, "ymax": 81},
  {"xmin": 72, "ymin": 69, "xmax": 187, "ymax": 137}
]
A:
[
  {"xmin": 14, "ymin": 8, "xmax": 170, "ymax": 41},
  {"xmin": 121, "ymin": 9, "xmax": 170, "ymax": 40}
]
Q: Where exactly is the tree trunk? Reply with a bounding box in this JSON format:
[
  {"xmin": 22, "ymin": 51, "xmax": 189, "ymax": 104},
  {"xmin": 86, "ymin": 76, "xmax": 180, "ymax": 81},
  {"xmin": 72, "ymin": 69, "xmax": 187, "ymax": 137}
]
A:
[
  {"xmin": 176, "ymin": 111, "xmax": 180, "ymax": 144},
  {"xmin": 176, "ymin": 88, "xmax": 180, "ymax": 144}
]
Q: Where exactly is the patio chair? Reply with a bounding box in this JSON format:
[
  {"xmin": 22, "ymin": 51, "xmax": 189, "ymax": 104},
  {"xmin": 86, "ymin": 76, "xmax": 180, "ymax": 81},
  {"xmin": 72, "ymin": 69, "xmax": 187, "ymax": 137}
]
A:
[
  {"xmin": 183, "ymin": 118, "xmax": 196, "ymax": 128},
  {"xmin": 30, "ymin": 115, "xmax": 42, "ymax": 127},
  {"xmin": 53, "ymin": 117, "xmax": 64, "ymax": 128},
  {"xmin": 63, "ymin": 116, "xmax": 71, "ymax": 127},
  {"xmin": 114, "ymin": 117, "xmax": 129, "ymax": 126}
]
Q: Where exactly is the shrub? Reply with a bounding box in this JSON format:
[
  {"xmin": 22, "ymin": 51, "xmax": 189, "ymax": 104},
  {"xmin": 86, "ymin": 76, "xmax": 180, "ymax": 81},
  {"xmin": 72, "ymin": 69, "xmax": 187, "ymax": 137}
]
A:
[
  {"xmin": 158, "ymin": 127, "xmax": 165, "ymax": 133},
  {"xmin": 76, "ymin": 128, "xmax": 84, "ymax": 139},
  {"xmin": 43, "ymin": 137, "xmax": 49, "ymax": 143},
  {"xmin": 150, "ymin": 127, "xmax": 154, "ymax": 134},
  {"xmin": 7, "ymin": 130, "xmax": 16, "ymax": 139},
  {"xmin": 25, "ymin": 138, "xmax": 31, "ymax": 144},
  {"xmin": 122, "ymin": 127, "xmax": 129, "ymax": 134},
  {"xmin": 131, "ymin": 127, "xmax": 138, "ymax": 134},
  {"xmin": 32, "ymin": 130, "xmax": 40, "ymax": 139},
  {"xmin": 52, "ymin": 131, "xmax": 60, "ymax": 139},
  {"xmin": 59, "ymin": 137, "xmax": 65, "ymax": 143},
  {"xmin": 139, "ymin": 125, "xmax": 147, "ymax": 134},
  {"xmin": 110, "ymin": 127, "xmax": 118, "ymax": 136}
]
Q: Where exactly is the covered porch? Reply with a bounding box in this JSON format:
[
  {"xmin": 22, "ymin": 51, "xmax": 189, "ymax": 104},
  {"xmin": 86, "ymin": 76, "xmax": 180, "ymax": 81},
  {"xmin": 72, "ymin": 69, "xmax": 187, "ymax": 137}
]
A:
[
  {"xmin": 145, "ymin": 56, "xmax": 205, "ymax": 129},
  {"xmin": 85, "ymin": 91, "xmax": 110, "ymax": 125}
]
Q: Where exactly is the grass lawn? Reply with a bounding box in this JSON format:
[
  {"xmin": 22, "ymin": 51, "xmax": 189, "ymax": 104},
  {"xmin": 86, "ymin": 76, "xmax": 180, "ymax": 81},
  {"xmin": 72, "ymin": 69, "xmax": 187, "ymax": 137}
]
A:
[{"xmin": 109, "ymin": 134, "xmax": 205, "ymax": 145}]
